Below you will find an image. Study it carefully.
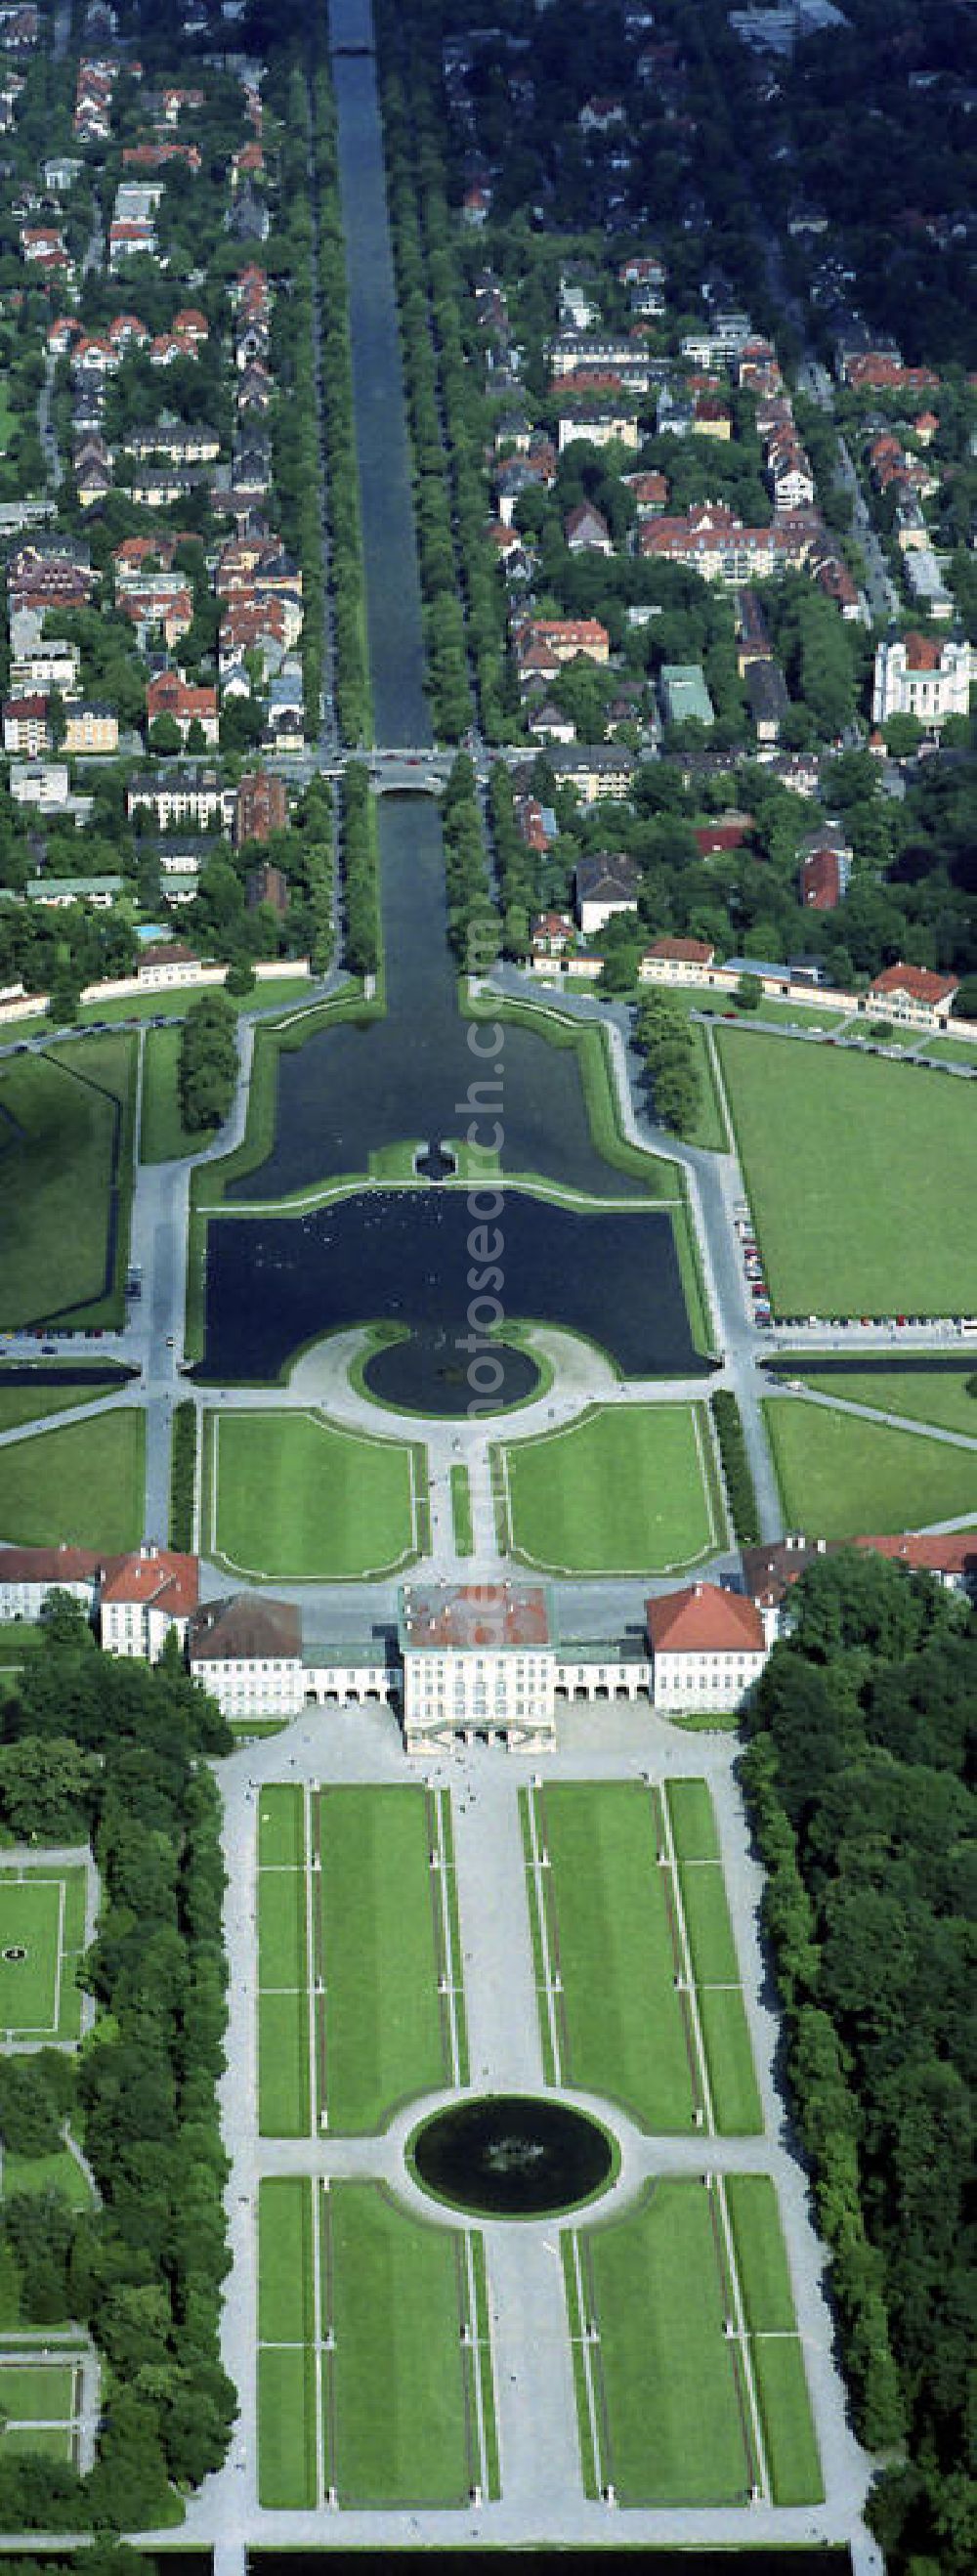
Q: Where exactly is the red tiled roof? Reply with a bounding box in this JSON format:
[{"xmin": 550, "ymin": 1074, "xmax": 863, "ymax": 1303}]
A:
[
  {"xmin": 647, "ymin": 1583, "xmax": 765, "ymax": 1653},
  {"xmin": 100, "ymin": 1547, "xmax": 198, "ymax": 1613},
  {"xmin": 903, "ymin": 630, "xmax": 942, "ymax": 671},
  {"xmin": 852, "ymin": 1531, "xmax": 977, "ymax": 1576},
  {"xmin": 0, "ymin": 1545, "xmax": 100, "ymax": 1584},
  {"xmin": 644, "ymin": 935, "xmax": 715, "ymax": 964},
  {"xmin": 871, "ymin": 963, "xmax": 959, "ymax": 1005}
]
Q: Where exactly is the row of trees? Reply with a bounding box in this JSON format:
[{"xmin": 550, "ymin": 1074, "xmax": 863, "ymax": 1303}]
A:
[
  {"xmin": 342, "ymin": 764, "xmax": 380, "ymax": 979},
  {"xmin": 268, "ymin": 63, "xmax": 325, "ymax": 733},
  {"xmin": 0, "ymin": 1610, "xmax": 234, "ymax": 2527},
  {"xmin": 741, "ymin": 1552, "xmax": 977, "ymax": 2571},
  {"xmin": 177, "ymin": 991, "xmax": 238, "ymax": 1134},
  {"xmin": 442, "ymin": 752, "xmax": 498, "ymax": 966},
  {"xmin": 633, "ymin": 989, "xmax": 702, "ymax": 1138}
]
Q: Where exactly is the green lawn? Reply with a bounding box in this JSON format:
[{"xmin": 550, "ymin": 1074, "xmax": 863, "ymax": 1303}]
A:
[
  {"xmin": 257, "ymin": 1790, "xmax": 310, "ymax": 2138},
  {"xmin": 751, "ymin": 2337, "xmax": 825, "ymax": 2506},
  {"xmin": 0, "ymin": 1037, "xmax": 137, "ymax": 1329},
  {"xmin": 698, "ymin": 1988, "xmax": 763, "ymax": 2135},
  {"xmin": 259, "ymin": 2178, "xmax": 316, "ymax": 2345},
  {"xmin": 0, "ymin": 2349, "xmax": 82, "ymax": 2466},
  {"xmin": 316, "ymin": 1786, "xmax": 455, "ymax": 2131},
  {"xmin": 725, "ymin": 2175, "xmax": 797, "ymax": 2334},
  {"xmin": 788, "ymin": 1367, "xmax": 977, "ymax": 1438},
  {"xmin": 717, "ymin": 1029, "xmax": 977, "ymax": 1313},
  {"xmin": 665, "ymin": 1776, "xmax": 720, "ymax": 1862},
  {"xmin": 207, "ymin": 1409, "xmax": 424, "ymax": 1580},
  {"xmin": 328, "ymin": 2183, "xmax": 474, "ymax": 2507},
  {"xmin": 0, "ymin": 1412, "xmax": 145, "ymax": 1551},
  {"xmin": 257, "ymin": 2345, "xmax": 317, "ymax": 2509},
  {"xmin": 764, "ymin": 1398, "xmax": 977, "ymax": 1538},
  {"xmin": 139, "ymin": 1026, "xmax": 201, "ymax": 1163},
  {"xmin": 0, "ymin": 1866, "xmax": 87, "ymax": 2042},
  {"xmin": 0, "ymin": 1381, "xmax": 124, "ymax": 1435},
  {"xmin": 679, "ymin": 1864, "xmax": 741, "ymax": 1984},
  {"xmin": 573, "ymin": 2181, "xmax": 751, "ymax": 2504},
  {"xmin": 498, "ymin": 1403, "xmax": 721, "ymax": 1574},
  {"xmin": 529, "ymin": 1782, "xmax": 700, "ymax": 2129},
  {"xmin": 1, "ymin": 2147, "xmax": 92, "ymax": 2211},
  {"xmin": 449, "ymin": 1462, "xmax": 473, "ymax": 1555}
]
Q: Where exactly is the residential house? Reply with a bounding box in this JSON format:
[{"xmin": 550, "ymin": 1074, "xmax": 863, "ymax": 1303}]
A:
[
  {"xmin": 638, "ymin": 936, "xmax": 716, "ymax": 983},
  {"xmin": 126, "ymin": 765, "xmax": 235, "ymax": 830},
  {"xmin": 527, "ymin": 698, "xmax": 575, "ymax": 744},
  {"xmin": 62, "ymin": 701, "xmax": 118, "ymax": 754},
  {"xmin": 557, "ymin": 401, "xmax": 640, "ymax": 452},
  {"xmin": 799, "ymin": 825, "xmax": 851, "ymax": 910},
  {"xmin": 3, "ymin": 692, "xmax": 50, "ymax": 754},
  {"xmin": 246, "ymin": 861, "xmax": 287, "ymax": 916},
  {"xmin": 565, "ymin": 499, "xmax": 614, "ymax": 553},
  {"xmin": 641, "ymin": 501, "xmax": 809, "ymax": 583},
  {"xmin": 548, "ymin": 745, "xmax": 636, "ymax": 802},
  {"xmin": 872, "ymin": 629, "xmax": 972, "ymax": 729},
  {"xmin": 745, "ymin": 659, "xmax": 789, "ymax": 743},
  {"xmin": 234, "ymin": 767, "xmax": 287, "ymax": 845},
  {"xmin": 575, "ymin": 852, "xmax": 641, "ymax": 933},
  {"xmin": 530, "ymin": 909, "xmax": 574, "ymax": 960},
  {"xmin": 147, "ymin": 669, "xmax": 219, "ymax": 746},
  {"xmin": 0, "ymin": 1544, "xmax": 100, "ymax": 1623}
]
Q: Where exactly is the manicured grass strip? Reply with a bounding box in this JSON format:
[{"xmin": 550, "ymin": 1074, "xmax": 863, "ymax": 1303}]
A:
[
  {"xmin": 139, "ymin": 1026, "xmax": 200, "ymax": 1163},
  {"xmin": 561, "ymin": 2236, "xmax": 603, "ymax": 2499},
  {"xmin": 259, "ymin": 2179, "xmax": 315, "ymax": 2346},
  {"xmin": 763, "ymin": 1399, "xmax": 977, "ymax": 1540},
  {"xmin": 330, "ymin": 2183, "xmax": 472, "ymax": 2506},
  {"xmin": 258, "ymin": 1866, "xmax": 309, "ymax": 1993},
  {"xmin": 209, "ymin": 1409, "xmax": 422, "ymax": 1581},
  {"xmin": 258, "ymin": 1988, "xmax": 310, "ymax": 2139},
  {"xmin": 584, "ymin": 2181, "xmax": 751, "ymax": 2505},
  {"xmin": 0, "ymin": 1038, "xmax": 136, "ymax": 1329},
  {"xmin": 257, "ymin": 2345, "xmax": 317, "ymax": 2509},
  {"xmin": 0, "ymin": 1412, "xmax": 144, "ymax": 1552},
  {"xmin": 680, "ymin": 1865, "xmax": 741, "ymax": 1985},
  {"xmin": 539, "ymin": 1782, "xmax": 697, "ymax": 2130},
  {"xmin": 751, "ymin": 2336, "xmax": 824, "ymax": 2506},
  {"xmin": 468, "ymin": 2234, "xmax": 500, "ymax": 2501},
  {"xmin": 0, "ymin": 2363, "xmax": 76, "ymax": 2420},
  {"xmin": 788, "ymin": 1366, "xmax": 977, "ymax": 1439},
  {"xmin": 500, "ymin": 1403, "xmax": 717, "ymax": 1576},
  {"xmin": 449, "ymin": 1463, "xmax": 473, "ymax": 1555},
  {"xmin": 725, "ymin": 2176, "xmax": 797, "ymax": 2335},
  {"xmin": 319, "ymin": 1788, "xmax": 450, "ymax": 2131},
  {"xmin": 258, "ymin": 1784, "xmax": 306, "ymax": 1871},
  {"xmin": 698, "ymin": 1989, "xmax": 763, "ymax": 2136},
  {"xmin": 665, "ymin": 1777, "xmax": 720, "ymax": 1863},
  {"xmin": 0, "ymin": 1879, "xmax": 62, "ymax": 2035},
  {"xmin": 717, "ymin": 1029, "xmax": 977, "ymax": 1314}
]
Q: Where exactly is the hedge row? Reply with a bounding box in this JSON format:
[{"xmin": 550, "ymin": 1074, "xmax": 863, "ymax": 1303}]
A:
[
  {"xmin": 169, "ymin": 1399, "xmax": 197, "ymax": 1552},
  {"xmin": 710, "ymin": 1388, "xmax": 760, "ymax": 1543}
]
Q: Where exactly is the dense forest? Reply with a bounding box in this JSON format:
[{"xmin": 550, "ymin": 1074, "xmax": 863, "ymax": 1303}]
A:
[
  {"xmin": 742, "ymin": 1553, "xmax": 977, "ymax": 2574},
  {"xmin": 0, "ymin": 1610, "xmax": 234, "ymax": 2530}
]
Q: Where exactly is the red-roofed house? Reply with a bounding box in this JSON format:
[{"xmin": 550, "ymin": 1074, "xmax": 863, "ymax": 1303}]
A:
[
  {"xmin": 99, "ymin": 1545, "xmax": 199, "ymax": 1658},
  {"xmin": 872, "ymin": 629, "xmax": 972, "ymax": 729},
  {"xmin": 867, "ymin": 963, "xmax": 959, "ymax": 1028},
  {"xmin": 0, "ymin": 1545, "xmax": 101, "ymax": 1622},
  {"xmin": 639, "ymin": 936, "xmax": 716, "ymax": 985},
  {"xmin": 147, "ymin": 669, "xmax": 218, "ymax": 745},
  {"xmin": 647, "ymin": 1582, "xmax": 769, "ymax": 1713}
]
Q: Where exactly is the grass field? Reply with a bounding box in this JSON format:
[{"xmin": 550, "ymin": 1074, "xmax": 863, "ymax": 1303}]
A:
[
  {"xmin": 314, "ymin": 1785, "xmax": 466, "ymax": 2130},
  {"xmin": 522, "ymin": 1780, "xmax": 760, "ymax": 2134},
  {"xmin": 449, "ymin": 1463, "xmax": 473, "ymax": 1555},
  {"xmin": 0, "ymin": 1037, "xmax": 137, "ymax": 1329},
  {"xmin": 717, "ymin": 1029, "xmax": 977, "ymax": 1313},
  {"xmin": 0, "ymin": 1412, "xmax": 145, "ymax": 1551},
  {"xmin": 257, "ymin": 1787, "xmax": 310, "ymax": 2137},
  {"xmin": 497, "ymin": 1403, "xmax": 723, "ymax": 1574},
  {"xmin": 205, "ymin": 1408, "xmax": 425, "ymax": 1580},
  {"xmin": 0, "ymin": 1865, "xmax": 87, "ymax": 2043},
  {"xmin": 257, "ymin": 2176, "xmax": 496, "ymax": 2510},
  {"xmin": 0, "ymin": 2353, "xmax": 84, "ymax": 2466},
  {"xmin": 564, "ymin": 2175, "xmax": 821, "ymax": 2507},
  {"xmin": 786, "ymin": 1367, "xmax": 977, "ymax": 1438},
  {"xmin": 0, "ymin": 1381, "xmax": 124, "ymax": 1435},
  {"xmin": 139, "ymin": 1026, "xmax": 201, "ymax": 1163},
  {"xmin": 257, "ymin": 1784, "xmax": 466, "ymax": 2137},
  {"xmin": 764, "ymin": 1397, "xmax": 977, "ymax": 1538}
]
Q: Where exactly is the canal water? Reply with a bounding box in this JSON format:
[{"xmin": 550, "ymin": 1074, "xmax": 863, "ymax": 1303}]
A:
[{"xmin": 205, "ymin": 0, "xmax": 695, "ymax": 1377}]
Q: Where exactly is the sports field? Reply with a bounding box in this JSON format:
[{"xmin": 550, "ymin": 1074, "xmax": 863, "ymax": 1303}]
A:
[
  {"xmin": 205, "ymin": 1408, "xmax": 426, "ymax": 1580},
  {"xmin": 257, "ymin": 1783, "xmax": 466, "ymax": 2137},
  {"xmin": 0, "ymin": 1864, "xmax": 88, "ymax": 2044},
  {"xmin": 496, "ymin": 1403, "xmax": 724, "ymax": 1574},
  {"xmin": 717, "ymin": 1029, "xmax": 977, "ymax": 1313},
  {"xmin": 0, "ymin": 2352, "xmax": 86, "ymax": 2466},
  {"xmin": 0, "ymin": 1036, "xmax": 137, "ymax": 1329},
  {"xmin": 563, "ymin": 2174, "xmax": 821, "ymax": 2507},
  {"xmin": 0, "ymin": 1412, "xmax": 145, "ymax": 1552},
  {"xmin": 521, "ymin": 1780, "xmax": 761, "ymax": 2133},
  {"xmin": 257, "ymin": 2176, "xmax": 497, "ymax": 2509},
  {"xmin": 764, "ymin": 1397, "xmax": 977, "ymax": 1539}
]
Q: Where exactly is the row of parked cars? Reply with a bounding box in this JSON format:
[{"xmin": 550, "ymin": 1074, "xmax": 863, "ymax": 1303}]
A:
[{"xmin": 734, "ymin": 1209, "xmax": 771, "ymax": 1325}]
